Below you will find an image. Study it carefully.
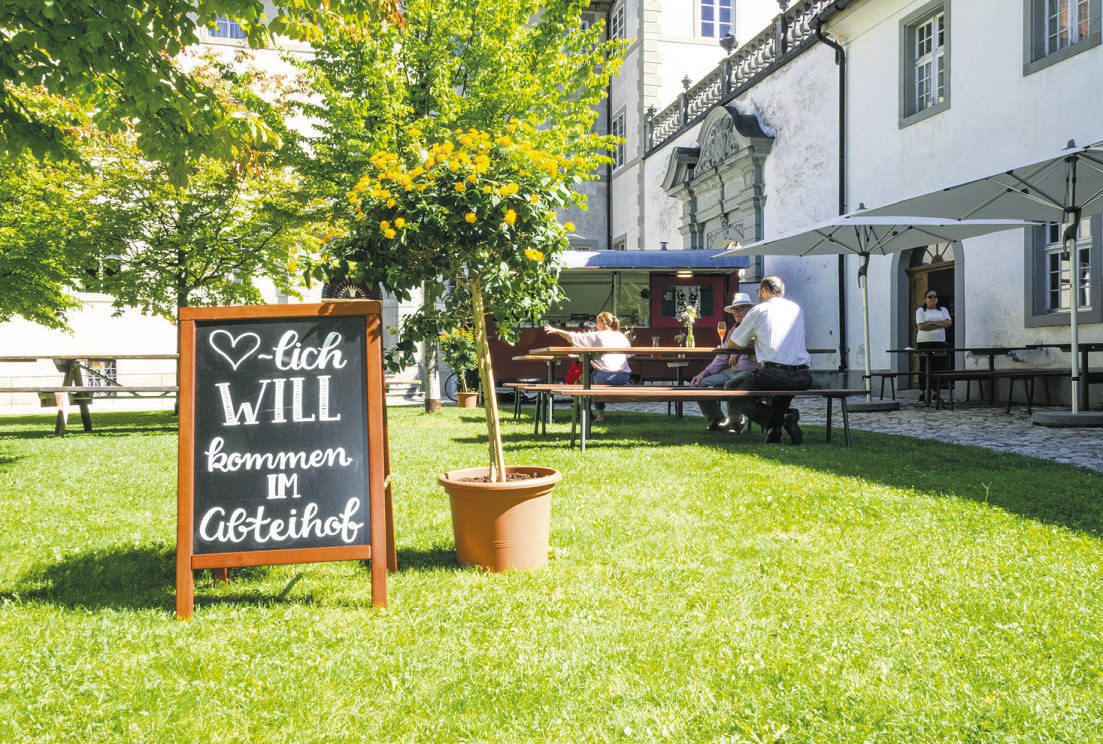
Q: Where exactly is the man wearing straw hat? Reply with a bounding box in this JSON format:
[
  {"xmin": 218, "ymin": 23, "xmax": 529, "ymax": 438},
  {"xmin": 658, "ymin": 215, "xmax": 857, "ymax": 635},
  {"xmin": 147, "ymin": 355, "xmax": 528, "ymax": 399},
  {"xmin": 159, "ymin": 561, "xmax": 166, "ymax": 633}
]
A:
[{"xmin": 692, "ymin": 291, "xmax": 761, "ymax": 433}]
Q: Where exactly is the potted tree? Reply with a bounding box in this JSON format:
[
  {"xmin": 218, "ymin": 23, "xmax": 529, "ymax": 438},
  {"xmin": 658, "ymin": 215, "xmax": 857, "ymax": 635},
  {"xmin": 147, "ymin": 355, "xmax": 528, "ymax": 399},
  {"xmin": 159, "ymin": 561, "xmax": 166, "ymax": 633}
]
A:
[
  {"xmin": 325, "ymin": 125, "xmax": 601, "ymax": 570},
  {"xmin": 439, "ymin": 326, "xmax": 479, "ymax": 407}
]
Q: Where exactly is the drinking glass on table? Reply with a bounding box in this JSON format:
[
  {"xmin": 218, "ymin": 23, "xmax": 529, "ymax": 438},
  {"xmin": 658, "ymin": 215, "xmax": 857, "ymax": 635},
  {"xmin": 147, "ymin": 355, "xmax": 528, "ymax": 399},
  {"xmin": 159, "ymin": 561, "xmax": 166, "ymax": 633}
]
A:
[{"xmin": 716, "ymin": 321, "xmax": 727, "ymax": 346}]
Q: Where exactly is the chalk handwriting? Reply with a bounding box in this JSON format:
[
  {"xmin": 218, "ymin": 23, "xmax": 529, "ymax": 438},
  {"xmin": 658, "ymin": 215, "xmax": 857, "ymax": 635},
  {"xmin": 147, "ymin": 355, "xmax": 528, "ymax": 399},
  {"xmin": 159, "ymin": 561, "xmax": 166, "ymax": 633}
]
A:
[
  {"xmin": 215, "ymin": 376, "xmax": 341, "ymax": 426},
  {"xmin": 205, "ymin": 436, "xmax": 354, "ymax": 472},
  {"xmin": 198, "ymin": 498, "xmax": 364, "ymax": 544},
  {"xmin": 274, "ymin": 331, "xmax": 347, "ymax": 371},
  {"xmin": 209, "ymin": 330, "xmax": 262, "ymax": 370}
]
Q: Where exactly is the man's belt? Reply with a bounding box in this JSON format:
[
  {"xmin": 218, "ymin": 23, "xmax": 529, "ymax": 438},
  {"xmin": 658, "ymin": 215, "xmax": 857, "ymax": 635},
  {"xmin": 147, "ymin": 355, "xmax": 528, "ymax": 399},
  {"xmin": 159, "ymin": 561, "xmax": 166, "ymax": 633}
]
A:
[{"xmin": 763, "ymin": 362, "xmax": 810, "ymax": 371}]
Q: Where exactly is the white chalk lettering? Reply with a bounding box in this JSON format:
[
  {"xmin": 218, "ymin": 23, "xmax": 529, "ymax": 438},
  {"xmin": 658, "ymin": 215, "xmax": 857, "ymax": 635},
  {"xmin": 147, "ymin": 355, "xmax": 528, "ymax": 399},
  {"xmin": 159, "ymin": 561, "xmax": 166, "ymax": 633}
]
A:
[
  {"xmin": 217, "ymin": 380, "xmax": 270, "ymax": 425},
  {"xmin": 214, "ymin": 375, "xmax": 339, "ymax": 426},
  {"xmin": 318, "ymin": 375, "xmax": 340, "ymax": 422},
  {"xmin": 266, "ymin": 472, "xmax": 301, "ymax": 499},
  {"xmin": 205, "ymin": 436, "xmax": 355, "ymax": 472},
  {"xmin": 274, "ymin": 331, "xmax": 348, "ymax": 372},
  {"xmin": 290, "ymin": 377, "xmax": 315, "ymax": 423},
  {"xmin": 197, "ymin": 498, "xmax": 365, "ymax": 545},
  {"xmin": 272, "ymin": 378, "xmax": 287, "ymax": 424}
]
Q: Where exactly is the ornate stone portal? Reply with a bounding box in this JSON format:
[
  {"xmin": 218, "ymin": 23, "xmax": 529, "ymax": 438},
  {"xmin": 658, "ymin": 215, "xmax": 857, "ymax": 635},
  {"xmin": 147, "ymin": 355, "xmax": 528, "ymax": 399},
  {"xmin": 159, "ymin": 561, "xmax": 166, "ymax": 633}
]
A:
[{"xmin": 661, "ymin": 105, "xmax": 774, "ymax": 252}]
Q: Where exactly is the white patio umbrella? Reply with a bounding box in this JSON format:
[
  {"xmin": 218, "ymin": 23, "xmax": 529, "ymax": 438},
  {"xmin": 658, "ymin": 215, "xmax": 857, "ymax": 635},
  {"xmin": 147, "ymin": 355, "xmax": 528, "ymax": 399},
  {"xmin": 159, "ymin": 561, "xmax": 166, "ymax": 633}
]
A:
[
  {"xmin": 866, "ymin": 140, "xmax": 1103, "ymax": 416},
  {"xmin": 715, "ymin": 214, "xmax": 1033, "ymax": 405}
]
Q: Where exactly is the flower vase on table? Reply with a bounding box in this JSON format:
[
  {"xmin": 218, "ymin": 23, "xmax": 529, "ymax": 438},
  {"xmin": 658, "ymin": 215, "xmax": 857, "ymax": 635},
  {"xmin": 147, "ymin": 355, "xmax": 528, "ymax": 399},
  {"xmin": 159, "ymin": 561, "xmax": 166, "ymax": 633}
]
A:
[{"xmin": 676, "ymin": 302, "xmax": 699, "ymax": 348}]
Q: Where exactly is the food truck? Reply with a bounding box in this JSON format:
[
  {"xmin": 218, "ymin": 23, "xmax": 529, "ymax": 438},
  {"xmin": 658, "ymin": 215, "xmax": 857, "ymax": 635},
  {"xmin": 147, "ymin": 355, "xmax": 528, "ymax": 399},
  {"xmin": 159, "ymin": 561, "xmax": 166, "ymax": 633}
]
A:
[{"xmin": 484, "ymin": 249, "xmax": 751, "ymax": 389}]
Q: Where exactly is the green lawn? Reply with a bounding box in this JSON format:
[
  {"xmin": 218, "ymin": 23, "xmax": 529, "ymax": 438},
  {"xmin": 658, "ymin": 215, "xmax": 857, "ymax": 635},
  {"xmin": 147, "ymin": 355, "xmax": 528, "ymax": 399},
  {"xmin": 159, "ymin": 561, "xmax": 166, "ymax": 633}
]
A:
[{"xmin": 1, "ymin": 407, "xmax": 1102, "ymax": 743}]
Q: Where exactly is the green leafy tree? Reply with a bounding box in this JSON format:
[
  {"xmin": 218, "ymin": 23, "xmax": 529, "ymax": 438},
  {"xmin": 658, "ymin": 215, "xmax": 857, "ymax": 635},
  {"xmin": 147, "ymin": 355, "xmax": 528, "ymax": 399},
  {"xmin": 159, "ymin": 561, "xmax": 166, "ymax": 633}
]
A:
[
  {"xmin": 0, "ymin": 0, "xmax": 403, "ymax": 179},
  {"xmin": 338, "ymin": 127, "xmax": 584, "ymax": 478},
  {"xmin": 81, "ymin": 153, "xmax": 315, "ymax": 321},
  {"xmin": 292, "ymin": 0, "xmax": 624, "ymax": 477},
  {"xmin": 1, "ymin": 74, "xmax": 322, "ymax": 328},
  {"xmin": 287, "ymin": 0, "xmax": 624, "ymax": 279},
  {"xmin": 0, "ymin": 151, "xmax": 86, "ymax": 328}
]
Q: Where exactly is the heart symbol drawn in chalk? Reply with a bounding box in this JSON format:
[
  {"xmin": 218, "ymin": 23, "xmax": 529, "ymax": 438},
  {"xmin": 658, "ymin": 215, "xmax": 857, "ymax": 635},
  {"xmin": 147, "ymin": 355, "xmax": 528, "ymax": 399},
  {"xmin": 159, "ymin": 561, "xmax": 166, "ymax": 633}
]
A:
[{"xmin": 208, "ymin": 330, "xmax": 262, "ymax": 370}]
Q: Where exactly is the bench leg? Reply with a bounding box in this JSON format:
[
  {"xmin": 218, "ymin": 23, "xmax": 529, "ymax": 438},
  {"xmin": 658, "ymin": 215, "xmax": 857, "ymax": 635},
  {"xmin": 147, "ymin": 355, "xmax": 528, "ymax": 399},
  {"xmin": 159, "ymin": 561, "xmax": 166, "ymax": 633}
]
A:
[
  {"xmin": 78, "ymin": 401, "xmax": 93, "ymax": 432},
  {"xmin": 841, "ymin": 398, "xmax": 852, "ymax": 446},
  {"xmin": 824, "ymin": 397, "xmax": 833, "ymax": 443}
]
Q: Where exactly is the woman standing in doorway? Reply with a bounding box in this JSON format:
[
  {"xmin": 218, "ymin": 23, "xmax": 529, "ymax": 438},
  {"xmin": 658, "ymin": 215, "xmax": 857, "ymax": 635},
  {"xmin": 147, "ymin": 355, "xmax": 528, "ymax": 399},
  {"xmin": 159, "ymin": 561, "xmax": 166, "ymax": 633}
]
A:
[{"xmin": 916, "ymin": 291, "xmax": 952, "ymax": 403}]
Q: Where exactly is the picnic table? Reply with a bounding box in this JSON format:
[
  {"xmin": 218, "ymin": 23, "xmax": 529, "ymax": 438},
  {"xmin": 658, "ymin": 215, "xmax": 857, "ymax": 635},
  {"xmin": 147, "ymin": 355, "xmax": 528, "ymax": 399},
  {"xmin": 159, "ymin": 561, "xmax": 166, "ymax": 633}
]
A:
[
  {"xmin": 887, "ymin": 345, "xmax": 1103, "ymax": 411},
  {"xmin": 0, "ymin": 354, "xmax": 179, "ymax": 434},
  {"xmin": 525, "ymin": 345, "xmax": 842, "ymax": 449}
]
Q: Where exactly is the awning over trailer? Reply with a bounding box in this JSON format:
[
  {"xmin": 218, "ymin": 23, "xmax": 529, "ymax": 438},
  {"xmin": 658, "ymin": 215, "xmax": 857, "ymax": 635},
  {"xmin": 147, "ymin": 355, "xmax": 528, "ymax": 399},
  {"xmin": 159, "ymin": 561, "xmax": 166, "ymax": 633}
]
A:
[{"xmin": 557, "ymin": 249, "xmax": 749, "ymax": 271}]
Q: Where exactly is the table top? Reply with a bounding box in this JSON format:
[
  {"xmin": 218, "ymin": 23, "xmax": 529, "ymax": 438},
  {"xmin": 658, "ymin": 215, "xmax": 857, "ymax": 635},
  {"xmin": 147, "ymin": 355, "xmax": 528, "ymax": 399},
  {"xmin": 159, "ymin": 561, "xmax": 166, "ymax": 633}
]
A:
[
  {"xmin": 529, "ymin": 346, "xmax": 835, "ymax": 356},
  {"xmin": 887, "ymin": 347, "xmax": 1021, "ymax": 355},
  {"xmin": 0, "ymin": 354, "xmax": 179, "ymax": 362},
  {"xmin": 889, "ymin": 344, "xmax": 1103, "ymax": 356}
]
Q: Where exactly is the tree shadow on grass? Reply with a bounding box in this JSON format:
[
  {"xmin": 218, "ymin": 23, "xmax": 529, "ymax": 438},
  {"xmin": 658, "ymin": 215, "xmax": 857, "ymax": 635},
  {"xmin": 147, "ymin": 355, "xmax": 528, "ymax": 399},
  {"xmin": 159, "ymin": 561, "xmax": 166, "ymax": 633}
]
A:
[
  {"xmin": 1, "ymin": 542, "xmax": 461, "ymax": 614},
  {"xmin": 496, "ymin": 409, "xmax": 1103, "ymax": 540},
  {"xmin": 2, "ymin": 543, "xmax": 180, "ymax": 612},
  {"xmin": 395, "ymin": 545, "xmax": 463, "ymax": 572},
  {"xmin": 0, "ymin": 411, "xmax": 177, "ymax": 440}
]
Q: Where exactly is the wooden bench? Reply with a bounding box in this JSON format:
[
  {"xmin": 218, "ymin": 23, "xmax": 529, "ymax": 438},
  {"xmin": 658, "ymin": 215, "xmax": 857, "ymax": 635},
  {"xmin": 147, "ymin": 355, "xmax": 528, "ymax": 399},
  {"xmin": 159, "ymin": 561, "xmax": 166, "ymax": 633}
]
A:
[
  {"xmin": 926, "ymin": 367, "xmax": 1079, "ymax": 412},
  {"xmin": 509, "ymin": 384, "xmax": 866, "ymax": 451},
  {"xmin": 0, "ymin": 385, "xmax": 179, "ymax": 434},
  {"xmin": 862, "ymin": 371, "xmax": 912, "ymax": 401},
  {"xmin": 1, "ymin": 354, "xmax": 180, "ymax": 435},
  {"xmin": 925, "ymin": 369, "xmax": 997, "ymax": 408}
]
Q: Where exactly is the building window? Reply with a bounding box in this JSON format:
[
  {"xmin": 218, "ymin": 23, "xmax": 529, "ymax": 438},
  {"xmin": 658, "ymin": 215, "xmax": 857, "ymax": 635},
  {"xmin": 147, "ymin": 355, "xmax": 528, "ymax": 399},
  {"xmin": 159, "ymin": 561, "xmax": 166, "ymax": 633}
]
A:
[
  {"xmin": 609, "ymin": 3, "xmax": 625, "ymax": 40},
  {"xmin": 1045, "ymin": 220, "xmax": 1092, "ymax": 310},
  {"xmin": 85, "ymin": 360, "xmax": 118, "ymax": 398},
  {"xmin": 900, "ymin": 3, "xmax": 949, "ymax": 126},
  {"xmin": 1027, "ymin": 215, "xmax": 1102, "ymax": 326},
  {"xmin": 1024, "ymin": 0, "xmax": 1101, "ymax": 74},
  {"xmin": 209, "ymin": 14, "xmax": 247, "ymax": 40},
  {"xmin": 700, "ymin": 0, "xmax": 734, "ymax": 38},
  {"xmin": 610, "ymin": 111, "xmax": 626, "ymax": 169}
]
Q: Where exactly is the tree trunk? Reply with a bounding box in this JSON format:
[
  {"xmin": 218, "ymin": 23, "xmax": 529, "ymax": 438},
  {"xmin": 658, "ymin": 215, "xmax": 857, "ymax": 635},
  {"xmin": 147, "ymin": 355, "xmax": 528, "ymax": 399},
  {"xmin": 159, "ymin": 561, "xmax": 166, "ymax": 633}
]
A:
[
  {"xmin": 469, "ymin": 277, "xmax": 506, "ymax": 482},
  {"xmin": 424, "ymin": 337, "xmax": 442, "ymax": 413}
]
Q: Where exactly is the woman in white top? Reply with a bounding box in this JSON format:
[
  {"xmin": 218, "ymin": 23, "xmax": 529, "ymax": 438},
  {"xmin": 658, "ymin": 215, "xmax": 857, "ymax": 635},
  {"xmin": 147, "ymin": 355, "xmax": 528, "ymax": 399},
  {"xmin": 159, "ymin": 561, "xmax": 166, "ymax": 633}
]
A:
[
  {"xmin": 544, "ymin": 311, "xmax": 631, "ymax": 421},
  {"xmin": 915, "ymin": 290, "xmax": 952, "ymax": 402}
]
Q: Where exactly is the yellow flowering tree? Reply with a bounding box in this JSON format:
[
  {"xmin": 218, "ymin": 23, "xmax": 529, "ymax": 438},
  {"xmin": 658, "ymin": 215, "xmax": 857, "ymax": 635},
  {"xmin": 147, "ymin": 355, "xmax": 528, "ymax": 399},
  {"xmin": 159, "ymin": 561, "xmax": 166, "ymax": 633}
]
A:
[{"xmin": 325, "ymin": 125, "xmax": 586, "ymax": 479}]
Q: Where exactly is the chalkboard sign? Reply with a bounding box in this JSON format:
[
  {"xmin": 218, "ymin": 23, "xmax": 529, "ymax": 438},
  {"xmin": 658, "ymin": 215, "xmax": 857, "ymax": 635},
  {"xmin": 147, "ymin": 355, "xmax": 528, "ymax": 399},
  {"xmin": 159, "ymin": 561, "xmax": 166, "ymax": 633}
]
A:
[{"xmin": 176, "ymin": 303, "xmax": 394, "ymax": 618}]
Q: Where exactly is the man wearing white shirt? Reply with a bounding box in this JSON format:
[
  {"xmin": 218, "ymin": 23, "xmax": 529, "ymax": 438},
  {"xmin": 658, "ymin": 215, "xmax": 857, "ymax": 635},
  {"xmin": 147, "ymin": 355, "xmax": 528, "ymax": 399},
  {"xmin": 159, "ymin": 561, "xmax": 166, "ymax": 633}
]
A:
[{"xmin": 726, "ymin": 275, "xmax": 813, "ymax": 444}]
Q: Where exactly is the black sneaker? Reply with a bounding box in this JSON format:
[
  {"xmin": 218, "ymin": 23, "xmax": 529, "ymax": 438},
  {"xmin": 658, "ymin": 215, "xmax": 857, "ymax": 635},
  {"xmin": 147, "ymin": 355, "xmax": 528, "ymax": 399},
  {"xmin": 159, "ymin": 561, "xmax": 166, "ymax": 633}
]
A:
[
  {"xmin": 783, "ymin": 409, "xmax": 803, "ymax": 445},
  {"xmin": 765, "ymin": 427, "xmax": 782, "ymax": 444}
]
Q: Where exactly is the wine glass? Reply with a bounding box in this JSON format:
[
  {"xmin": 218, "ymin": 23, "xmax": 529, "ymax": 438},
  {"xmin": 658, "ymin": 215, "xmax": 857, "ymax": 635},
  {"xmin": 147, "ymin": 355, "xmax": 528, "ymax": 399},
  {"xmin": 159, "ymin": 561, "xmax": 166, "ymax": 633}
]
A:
[{"xmin": 716, "ymin": 321, "xmax": 727, "ymax": 346}]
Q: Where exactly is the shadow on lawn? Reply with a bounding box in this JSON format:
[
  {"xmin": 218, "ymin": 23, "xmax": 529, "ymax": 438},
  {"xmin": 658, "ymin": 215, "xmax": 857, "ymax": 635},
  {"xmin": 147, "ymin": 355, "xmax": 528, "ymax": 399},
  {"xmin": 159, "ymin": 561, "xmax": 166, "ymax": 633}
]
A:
[
  {"xmin": 496, "ymin": 409, "xmax": 1103, "ymax": 539},
  {"xmin": 0, "ymin": 412, "xmax": 177, "ymax": 440},
  {"xmin": 3, "ymin": 542, "xmax": 461, "ymax": 613},
  {"xmin": 4, "ymin": 543, "xmax": 179, "ymax": 612}
]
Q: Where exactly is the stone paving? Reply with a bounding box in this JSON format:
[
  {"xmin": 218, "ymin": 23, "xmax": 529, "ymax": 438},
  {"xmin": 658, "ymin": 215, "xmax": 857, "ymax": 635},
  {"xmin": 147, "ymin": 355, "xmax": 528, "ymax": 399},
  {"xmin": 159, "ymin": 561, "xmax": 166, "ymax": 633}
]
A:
[{"xmin": 609, "ymin": 396, "xmax": 1103, "ymax": 473}]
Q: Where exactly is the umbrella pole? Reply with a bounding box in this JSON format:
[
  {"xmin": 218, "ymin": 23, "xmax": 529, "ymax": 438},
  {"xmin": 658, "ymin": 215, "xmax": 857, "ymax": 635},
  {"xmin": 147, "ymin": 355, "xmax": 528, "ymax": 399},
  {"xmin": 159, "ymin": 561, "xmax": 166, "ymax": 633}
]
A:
[
  {"xmin": 1065, "ymin": 217, "xmax": 1082, "ymax": 414},
  {"xmin": 859, "ymin": 254, "xmax": 872, "ymax": 403},
  {"xmin": 1065, "ymin": 156, "xmax": 1082, "ymax": 414}
]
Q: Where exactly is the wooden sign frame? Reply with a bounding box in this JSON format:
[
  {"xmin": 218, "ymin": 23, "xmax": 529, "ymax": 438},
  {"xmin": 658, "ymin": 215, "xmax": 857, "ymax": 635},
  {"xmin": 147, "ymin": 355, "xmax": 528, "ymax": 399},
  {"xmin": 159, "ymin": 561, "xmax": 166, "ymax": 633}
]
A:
[{"xmin": 176, "ymin": 302, "xmax": 395, "ymax": 618}]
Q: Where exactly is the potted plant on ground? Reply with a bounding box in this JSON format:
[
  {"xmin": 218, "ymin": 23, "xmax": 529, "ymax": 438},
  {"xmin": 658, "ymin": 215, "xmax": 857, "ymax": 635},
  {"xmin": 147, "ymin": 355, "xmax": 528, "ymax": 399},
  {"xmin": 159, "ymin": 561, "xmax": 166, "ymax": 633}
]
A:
[
  {"xmin": 320, "ymin": 124, "xmax": 607, "ymax": 570},
  {"xmin": 439, "ymin": 326, "xmax": 479, "ymax": 407}
]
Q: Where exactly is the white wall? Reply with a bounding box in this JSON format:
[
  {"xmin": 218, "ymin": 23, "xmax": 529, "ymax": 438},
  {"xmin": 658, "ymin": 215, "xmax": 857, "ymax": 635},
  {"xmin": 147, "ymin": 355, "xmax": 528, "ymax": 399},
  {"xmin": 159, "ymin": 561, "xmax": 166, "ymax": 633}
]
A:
[{"xmin": 830, "ymin": 0, "xmax": 1103, "ymax": 386}]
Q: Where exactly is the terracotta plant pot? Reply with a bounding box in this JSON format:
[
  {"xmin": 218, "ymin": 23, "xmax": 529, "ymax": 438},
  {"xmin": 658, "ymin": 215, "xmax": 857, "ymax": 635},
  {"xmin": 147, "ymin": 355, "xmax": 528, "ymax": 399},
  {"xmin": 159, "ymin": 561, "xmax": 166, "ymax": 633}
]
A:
[
  {"xmin": 456, "ymin": 390, "xmax": 480, "ymax": 408},
  {"xmin": 438, "ymin": 466, "xmax": 562, "ymax": 572}
]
